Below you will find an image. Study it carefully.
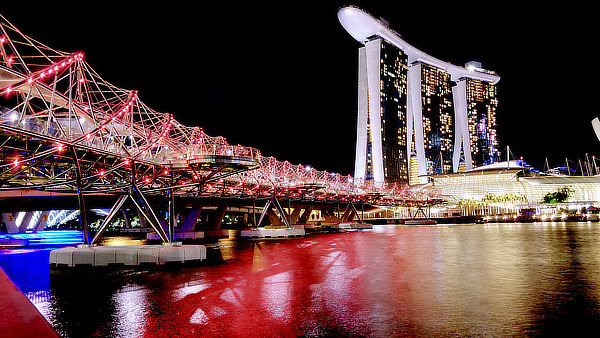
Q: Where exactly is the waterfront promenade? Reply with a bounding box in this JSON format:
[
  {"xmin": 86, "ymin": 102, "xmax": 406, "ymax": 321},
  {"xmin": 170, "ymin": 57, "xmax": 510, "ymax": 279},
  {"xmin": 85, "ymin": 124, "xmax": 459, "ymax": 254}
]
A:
[{"xmin": 0, "ymin": 267, "xmax": 57, "ymax": 337}]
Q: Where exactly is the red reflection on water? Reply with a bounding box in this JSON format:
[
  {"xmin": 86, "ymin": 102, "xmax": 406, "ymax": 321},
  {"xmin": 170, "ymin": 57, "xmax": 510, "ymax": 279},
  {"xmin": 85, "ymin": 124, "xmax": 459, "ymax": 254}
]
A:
[
  {"xmin": 43, "ymin": 224, "xmax": 600, "ymax": 336},
  {"xmin": 135, "ymin": 233, "xmax": 409, "ymax": 337}
]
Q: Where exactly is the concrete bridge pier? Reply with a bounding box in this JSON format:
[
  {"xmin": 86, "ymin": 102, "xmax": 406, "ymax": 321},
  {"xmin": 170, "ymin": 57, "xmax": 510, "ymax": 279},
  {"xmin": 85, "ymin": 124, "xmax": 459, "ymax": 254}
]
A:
[
  {"xmin": 32, "ymin": 211, "xmax": 50, "ymax": 232},
  {"xmin": 1, "ymin": 211, "xmax": 50, "ymax": 234},
  {"xmin": 208, "ymin": 204, "xmax": 228, "ymax": 230},
  {"xmin": 2, "ymin": 213, "xmax": 19, "ymax": 233},
  {"xmin": 297, "ymin": 205, "xmax": 314, "ymax": 225},
  {"xmin": 180, "ymin": 207, "xmax": 201, "ymax": 232}
]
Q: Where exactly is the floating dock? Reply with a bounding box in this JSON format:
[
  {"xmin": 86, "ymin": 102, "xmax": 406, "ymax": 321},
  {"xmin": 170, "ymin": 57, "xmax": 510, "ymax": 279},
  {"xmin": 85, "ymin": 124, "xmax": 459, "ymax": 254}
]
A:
[
  {"xmin": 49, "ymin": 244, "xmax": 206, "ymax": 268},
  {"xmin": 146, "ymin": 229, "xmax": 229, "ymax": 241},
  {"xmin": 240, "ymin": 228, "xmax": 305, "ymax": 238},
  {"xmin": 404, "ymin": 219, "xmax": 437, "ymax": 226},
  {"xmin": 336, "ymin": 222, "xmax": 373, "ymax": 230},
  {"xmin": 147, "ymin": 231, "xmax": 204, "ymax": 241}
]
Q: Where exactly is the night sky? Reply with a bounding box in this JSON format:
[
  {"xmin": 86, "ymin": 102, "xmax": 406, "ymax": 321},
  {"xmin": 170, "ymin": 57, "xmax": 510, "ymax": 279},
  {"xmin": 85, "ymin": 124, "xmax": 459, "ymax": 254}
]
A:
[{"xmin": 1, "ymin": 2, "xmax": 599, "ymax": 175}]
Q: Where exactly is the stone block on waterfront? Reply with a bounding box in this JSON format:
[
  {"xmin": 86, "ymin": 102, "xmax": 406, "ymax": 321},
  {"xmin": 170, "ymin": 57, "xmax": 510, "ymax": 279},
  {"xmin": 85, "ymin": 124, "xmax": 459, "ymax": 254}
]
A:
[
  {"xmin": 137, "ymin": 245, "xmax": 161, "ymax": 264},
  {"xmin": 146, "ymin": 231, "xmax": 205, "ymax": 241},
  {"xmin": 72, "ymin": 247, "xmax": 95, "ymax": 266},
  {"xmin": 50, "ymin": 246, "xmax": 76, "ymax": 266},
  {"xmin": 49, "ymin": 245, "xmax": 207, "ymax": 268},
  {"xmin": 183, "ymin": 245, "xmax": 206, "ymax": 261},
  {"xmin": 115, "ymin": 247, "xmax": 139, "ymax": 266},
  {"xmin": 93, "ymin": 246, "xmax": 117, "ymax": 266},
  {"xmin": 157, "ymin": 246, "xmax": 185, "ymax": 264},
  {"xmin": 240, "ymin": 228, "xmax": 306, "ymax": 238}
]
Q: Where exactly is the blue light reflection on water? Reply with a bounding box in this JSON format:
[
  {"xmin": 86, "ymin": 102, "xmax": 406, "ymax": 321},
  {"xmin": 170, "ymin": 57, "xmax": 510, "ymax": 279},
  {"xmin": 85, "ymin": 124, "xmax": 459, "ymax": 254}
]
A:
[
  {"xmin": 0, "ymin": 247, "xmax": 52, "ymax": 294},
  {"xmin": 0, "ymin": 230, "xmax": 84, "ymax": 246},
  {"xmin": 0, "ymin": 231, "xmax": 84, "ymax": 295}
]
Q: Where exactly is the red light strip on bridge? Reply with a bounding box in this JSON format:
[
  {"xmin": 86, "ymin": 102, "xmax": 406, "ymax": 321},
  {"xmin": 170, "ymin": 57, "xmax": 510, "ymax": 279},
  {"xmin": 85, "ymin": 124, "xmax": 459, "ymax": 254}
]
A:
[
  {"xmin": 1, "ymin": 52, "xmax": 84, "ymax": 94},
  {"xmin": 70, "ymin": 90, "xmax": 138, "ymax": 145},
  {"xmin": 156, "ymin": 114, "xmax": 174, "ymax": 142},
  {"xmin": 111, "ymin": 90, "xmax": 138, "ymax": 121},
  {"xmin": 132, "ymin": 113, "xmax": 173, "ymax": 159}
]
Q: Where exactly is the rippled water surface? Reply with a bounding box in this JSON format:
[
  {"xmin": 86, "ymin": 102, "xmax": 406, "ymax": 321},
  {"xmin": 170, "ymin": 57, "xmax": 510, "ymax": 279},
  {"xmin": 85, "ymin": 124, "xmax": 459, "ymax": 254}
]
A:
[{"xmin": 3, "ymin": 223, "xmax": 600, "ymax": 336}]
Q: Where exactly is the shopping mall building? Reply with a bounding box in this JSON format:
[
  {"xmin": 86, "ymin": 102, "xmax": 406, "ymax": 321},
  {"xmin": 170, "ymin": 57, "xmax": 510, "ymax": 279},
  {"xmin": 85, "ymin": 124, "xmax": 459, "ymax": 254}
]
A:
[{"xmin": 428, "ymin": 161, "xmax": 600, "ymax": 220}]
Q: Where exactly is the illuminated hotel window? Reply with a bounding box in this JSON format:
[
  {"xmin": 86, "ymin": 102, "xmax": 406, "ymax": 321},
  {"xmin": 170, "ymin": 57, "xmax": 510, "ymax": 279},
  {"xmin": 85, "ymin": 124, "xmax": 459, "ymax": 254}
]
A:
[
  {"xmin": 466, "ymin": 79, "xmax": 499, "ymax": 166},
  {"xmin": 373, "ymin": 39, "xmax": 409, "ymax": 184}
]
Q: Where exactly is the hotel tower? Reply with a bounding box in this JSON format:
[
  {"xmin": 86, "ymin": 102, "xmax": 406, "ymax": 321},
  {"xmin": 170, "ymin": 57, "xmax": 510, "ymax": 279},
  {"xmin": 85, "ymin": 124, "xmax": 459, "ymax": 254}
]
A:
[{"xmin": 338, "ymin": 6, "xmax": 501, "ymax": 185}]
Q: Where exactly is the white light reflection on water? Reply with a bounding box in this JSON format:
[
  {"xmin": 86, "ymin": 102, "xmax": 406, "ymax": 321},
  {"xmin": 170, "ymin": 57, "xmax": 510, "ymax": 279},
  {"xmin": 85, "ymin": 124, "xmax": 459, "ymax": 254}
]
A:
[
  {"xmin": 262, "ymin": 271, "xmax": 293, "ymax": 321},
  {"xmin": 112, "ymin": 286, "xmax": 149, "ymax": 336}
]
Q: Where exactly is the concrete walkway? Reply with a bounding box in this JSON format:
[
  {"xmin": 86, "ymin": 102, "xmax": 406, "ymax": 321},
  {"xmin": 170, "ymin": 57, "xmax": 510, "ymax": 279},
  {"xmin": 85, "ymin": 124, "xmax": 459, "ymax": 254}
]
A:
[{"xmin": 0, "ymin": 267, "xmax": 58, "ymax": 337}]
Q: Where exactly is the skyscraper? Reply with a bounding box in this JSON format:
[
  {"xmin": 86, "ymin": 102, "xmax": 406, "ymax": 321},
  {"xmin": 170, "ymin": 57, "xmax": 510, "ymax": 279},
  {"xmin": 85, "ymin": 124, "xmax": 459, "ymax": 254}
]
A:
[
  {"xmin": 465, "ymin": 71, "xmax": 500, "ymax": 168},
  {"xmin": 338, "ymin": 6, "xmax": 501, "ymax": 185},
  {"xmin": 420, "ymin": 64, "xmax": 455, "ymax": 175},
  {"xmin": 357, "ymin": 38, "xmax": 409, "ymax": 183}
]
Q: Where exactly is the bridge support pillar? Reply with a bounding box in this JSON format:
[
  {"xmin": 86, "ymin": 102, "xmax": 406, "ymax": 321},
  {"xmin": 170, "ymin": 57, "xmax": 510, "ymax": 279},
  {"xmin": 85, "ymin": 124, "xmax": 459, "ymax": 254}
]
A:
[
  {"xmin": 298, "ymin": 205, "xmax": 314, "ymax": 224},
  {"xmin": 1, "ymin": 213, "xmax": 18, "ymax": 234},
  {"xmin": 71, "ymin": 147, "xmax": 89, "ymax": 245},
  {"xmin": 290, "ymin": 206, "xmax": 302, "ymax": 225},
  {"xmin": 168, "ymin": 185, "xmax": 175, "ymax": 242},
  {"xmin": 256, "ymin": 197, "xmax": 291, "ymax": 228},
  {"xmin": 208, "ymin": 204, "xmax": 227, "ymax": 230},
  {"xmin": 321, "ymin": 209, "xmax": 339, "ymax": 225},
  {"xmin": 18, "ymin": 212, "xmax": 34, "ymax": 233},
  {"xmin": 341, "ymin": 206, "xmax": 354, "ymax": 223},
  {"xmin": 122, "ymin": 210, "xmax": 130, "ymax": 229},
  {"xmin": 181, "ymin": 207, "xmax": 202, "ymax": 232},
  {"xmin": 90, "ymin": 185, "xmax": 170, "ymax": 245},
  {"xmin": 267, "ymin": 208, "xmax": 284, "ymax": 226},
  {"xmin": 32, "ymin": 211, "xmax": 50, "ymax": 233},
  {"xmin": 137, "ymin": 209, "xmax": 148, "ymax": 228},
  {"xmin": 341, "ymin": 202, "xmax": 363, "ymax": 223}
]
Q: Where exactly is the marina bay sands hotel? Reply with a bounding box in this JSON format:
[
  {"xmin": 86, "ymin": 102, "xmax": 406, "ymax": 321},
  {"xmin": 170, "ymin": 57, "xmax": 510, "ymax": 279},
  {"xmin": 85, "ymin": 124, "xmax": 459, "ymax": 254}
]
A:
[{"xmin": 338, "ymin": 7, "xmax": 501, "ymax": 185}]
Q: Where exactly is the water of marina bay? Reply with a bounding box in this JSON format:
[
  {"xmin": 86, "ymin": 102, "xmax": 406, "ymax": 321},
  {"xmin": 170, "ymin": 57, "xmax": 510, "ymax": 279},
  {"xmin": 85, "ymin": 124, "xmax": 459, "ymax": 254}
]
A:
[{"xmin": 3, "ymin": 223, "xmax": 600, "ymax": 337}]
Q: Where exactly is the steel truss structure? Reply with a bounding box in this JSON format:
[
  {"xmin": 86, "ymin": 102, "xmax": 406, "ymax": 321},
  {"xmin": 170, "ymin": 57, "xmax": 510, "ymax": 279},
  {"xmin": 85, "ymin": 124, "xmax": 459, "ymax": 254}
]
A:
[{"xmin": 0, "ymin": 15, "xmax": 437, "ymax": 244}]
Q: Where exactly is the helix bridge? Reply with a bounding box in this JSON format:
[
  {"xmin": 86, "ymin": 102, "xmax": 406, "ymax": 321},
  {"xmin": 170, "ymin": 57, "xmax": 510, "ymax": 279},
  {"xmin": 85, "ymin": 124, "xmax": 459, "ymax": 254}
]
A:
[{"xmin": 0, "ymin": 14, "xmax": 437, "ymax": 244}]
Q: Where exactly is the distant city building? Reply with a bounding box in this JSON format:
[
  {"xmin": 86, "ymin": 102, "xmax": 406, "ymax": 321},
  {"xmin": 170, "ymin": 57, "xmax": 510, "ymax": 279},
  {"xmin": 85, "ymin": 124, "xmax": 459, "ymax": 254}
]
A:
[
  {"xmin": 429, "ymin": 161, "xmax": 600, "ymax": 219},
  {"xmin": 338, "ymin": 6, "xmax": 501, "ymax": 185}
]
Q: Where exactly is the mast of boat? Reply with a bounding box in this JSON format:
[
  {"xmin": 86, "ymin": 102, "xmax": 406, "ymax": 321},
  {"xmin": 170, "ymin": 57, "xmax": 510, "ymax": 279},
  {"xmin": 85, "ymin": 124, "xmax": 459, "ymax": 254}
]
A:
[
  {"xmin": 544, "ymin": 157, "xmax": 550, "ymax": 173},
  {"xmin": 506, "ymin": 145, "xmax": 510, "ymax": 169},
  {"xmin": 586, "ymin": 153, "xmax": 593, "ymax": 176},
  {"xmin": 593, "ymin": 155, "xmax": 598, "ymax": 175},
  {"xmin": 577, "ymin": 159, "xmax": 584, "ymax": 176},
  {"xmin": 566, "ymin": 158, "xmax": 570, "ymax": 176}
]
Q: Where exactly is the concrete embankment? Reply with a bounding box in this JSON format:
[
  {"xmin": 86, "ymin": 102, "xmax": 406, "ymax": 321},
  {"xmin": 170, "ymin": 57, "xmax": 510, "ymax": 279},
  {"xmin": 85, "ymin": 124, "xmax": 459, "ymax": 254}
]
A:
[{"xmin": 0, "ymin": 267, "xmax": 58, "ymax": 337}]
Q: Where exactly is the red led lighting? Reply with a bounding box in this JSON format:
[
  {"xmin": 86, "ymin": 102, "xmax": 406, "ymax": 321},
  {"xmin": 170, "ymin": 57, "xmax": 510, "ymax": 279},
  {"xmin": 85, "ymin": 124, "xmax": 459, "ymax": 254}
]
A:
[{"xmin": 1, "ymin": 52, "xmax": 85, "ymax": 95}]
